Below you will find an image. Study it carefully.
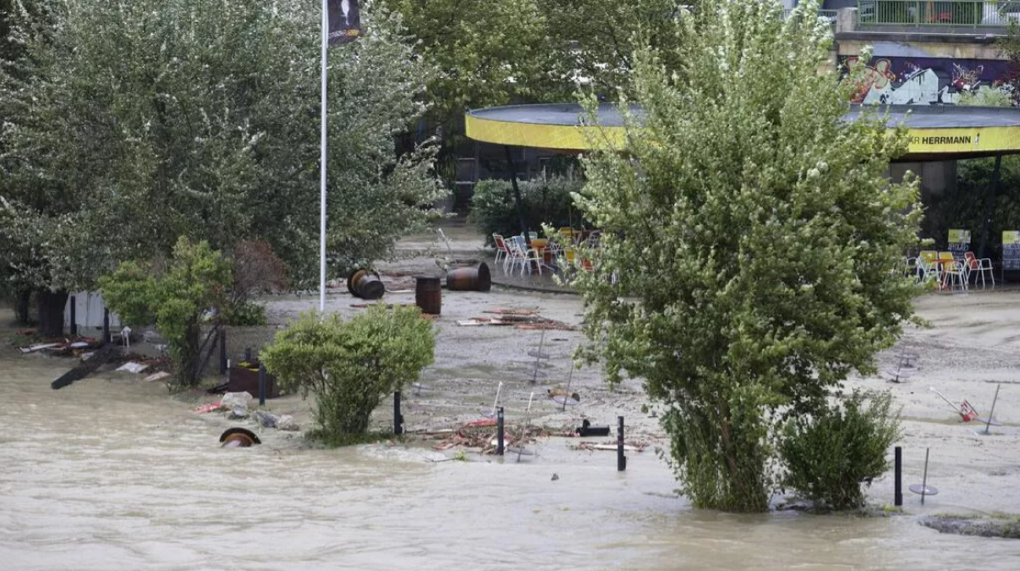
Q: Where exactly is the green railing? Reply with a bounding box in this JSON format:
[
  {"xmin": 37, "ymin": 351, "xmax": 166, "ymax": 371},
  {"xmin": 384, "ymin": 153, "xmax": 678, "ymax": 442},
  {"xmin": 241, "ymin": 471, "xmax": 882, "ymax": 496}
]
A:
[
  {"xmin": 782, "ymin": 8, "xmax": 839, "ymax": 23},
  {"xmin": 858, "ymin": 0, "xmax": 1020, "ymax": 27}
]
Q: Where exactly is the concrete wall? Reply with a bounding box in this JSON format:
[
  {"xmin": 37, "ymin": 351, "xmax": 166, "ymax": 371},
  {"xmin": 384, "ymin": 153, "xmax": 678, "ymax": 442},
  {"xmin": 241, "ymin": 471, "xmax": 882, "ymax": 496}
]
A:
[{"xmin": 833, "ymin": 8, "xmax": 1011, "ymax": 105}]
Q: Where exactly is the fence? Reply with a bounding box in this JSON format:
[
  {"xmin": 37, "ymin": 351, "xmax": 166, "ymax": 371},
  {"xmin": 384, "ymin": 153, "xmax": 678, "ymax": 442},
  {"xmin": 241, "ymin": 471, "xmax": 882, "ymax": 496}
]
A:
[
  {"xmin": 196, "ymin": 325, "xmax": 282, "ymax": 378},
  {"xmin": 781, "ymin": 8, "xmax": 839, "ymax": 24},
  {"xmin": 858, "ymin": 0, "xmax": 1020, "ymax": 27}
]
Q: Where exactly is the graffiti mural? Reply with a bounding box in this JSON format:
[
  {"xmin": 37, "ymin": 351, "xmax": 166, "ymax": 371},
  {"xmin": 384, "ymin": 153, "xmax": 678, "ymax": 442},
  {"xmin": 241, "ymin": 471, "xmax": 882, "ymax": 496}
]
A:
[{"xmin": 841, "ymin": 56, "xmax": 1013, "ymax": 105}]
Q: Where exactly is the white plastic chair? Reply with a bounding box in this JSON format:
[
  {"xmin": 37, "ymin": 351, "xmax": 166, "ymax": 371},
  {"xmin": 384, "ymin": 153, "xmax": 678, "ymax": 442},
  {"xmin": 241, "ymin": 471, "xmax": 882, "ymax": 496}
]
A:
[
  {"xmin": 964, "ymin": 251, "xmax": 995, "ymax": 288},
  {"xmin": 943, "ymin": 260, "xmax": 968, "ymax": 293},
  {"xmin": 493, "ymin": 234, "xmax": 509, "ymax": 268}
]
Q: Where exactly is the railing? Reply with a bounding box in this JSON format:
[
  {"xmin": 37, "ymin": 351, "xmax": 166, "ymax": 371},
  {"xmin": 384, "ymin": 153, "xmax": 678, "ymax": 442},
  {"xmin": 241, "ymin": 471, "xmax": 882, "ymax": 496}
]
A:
[
  {"xmin": 782, "ymin": 8, "xmax": 839, "ymax": 24},
  {"xmin": 858, "ymin": 0, "xmax": 1020, "ymax": 27}
]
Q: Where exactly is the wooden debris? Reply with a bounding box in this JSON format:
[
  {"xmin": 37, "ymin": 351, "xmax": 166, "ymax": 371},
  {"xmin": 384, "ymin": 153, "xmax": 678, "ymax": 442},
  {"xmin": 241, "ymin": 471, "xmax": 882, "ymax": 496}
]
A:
[{"xmin": 570, "ymin": 440, "xmax": 648, "ymax": 453}]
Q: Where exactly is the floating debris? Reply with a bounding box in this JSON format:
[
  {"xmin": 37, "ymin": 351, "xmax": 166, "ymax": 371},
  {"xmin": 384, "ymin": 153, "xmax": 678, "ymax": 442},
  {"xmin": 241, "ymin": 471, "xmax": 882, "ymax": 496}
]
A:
[
  {"xmin": 143, "ymin": 371, "xmax": 171, "ymax": 383},
  {"xmin": 457, "ymin": 311, "xmax": 576, "ymax": 331},
  {"xmin": 116, "ymin": 362, "xmax": 150, "ymax": 374},
  {"xmin": 570, "ymin": 440, "xmax": 647, "ymax": 453}
]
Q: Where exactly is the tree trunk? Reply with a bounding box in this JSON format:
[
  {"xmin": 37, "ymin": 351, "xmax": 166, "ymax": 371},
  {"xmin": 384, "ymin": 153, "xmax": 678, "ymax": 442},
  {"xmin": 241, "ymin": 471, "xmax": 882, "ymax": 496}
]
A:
[
  {"xmin": 173, "ymin": 321, "xmax": 202, "ymax": 387},
  {"xmin": 36, "ymin": 290, "xmax": 68, "ymax": 338},
  {"xmin": 15, "ymin": 289, "xmax": 32, "ymax": 325}
]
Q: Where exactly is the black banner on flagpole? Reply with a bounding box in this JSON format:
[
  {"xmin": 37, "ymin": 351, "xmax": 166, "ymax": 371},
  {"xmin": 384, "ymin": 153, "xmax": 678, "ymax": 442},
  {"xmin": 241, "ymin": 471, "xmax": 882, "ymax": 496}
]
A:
[{"xmin": 328, "ymin": 0, "xmax": 362, "ymax": 45}]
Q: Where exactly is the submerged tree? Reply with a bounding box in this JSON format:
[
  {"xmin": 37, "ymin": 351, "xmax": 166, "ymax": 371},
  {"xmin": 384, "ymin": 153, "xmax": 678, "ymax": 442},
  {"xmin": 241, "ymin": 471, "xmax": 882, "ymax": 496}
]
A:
[
  {"xmin": 573, "ymin": 0, "xmax": 921, "ymax": 512},
  {"xmin": 0, "ymin": 0, "xmax": 443, "ymax": 336}
]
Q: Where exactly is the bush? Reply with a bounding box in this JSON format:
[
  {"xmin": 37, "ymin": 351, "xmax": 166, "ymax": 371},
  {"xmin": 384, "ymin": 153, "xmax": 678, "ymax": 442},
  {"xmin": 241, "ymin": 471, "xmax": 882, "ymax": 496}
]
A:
[
  {"xmin": 780, "ymin": 390, "xmax": 902, "ymax": 510},
  {"xmin": 261, "ymin": 305, "xmax": 435, "ymax": 441},
  {"xmin": 100, "ymin": 237, "xmax": 231, "ymax": 388},
  {"xmin": 469, "ymin": 177, "xmax": 585, "ymax": 244}
]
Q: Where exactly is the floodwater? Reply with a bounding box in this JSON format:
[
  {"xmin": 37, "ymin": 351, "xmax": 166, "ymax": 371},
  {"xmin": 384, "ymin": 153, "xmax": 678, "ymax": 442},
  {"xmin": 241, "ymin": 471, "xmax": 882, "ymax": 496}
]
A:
[{"xmin": 2, "ymin": 357, "xmax": 1019, "ymax": 571}]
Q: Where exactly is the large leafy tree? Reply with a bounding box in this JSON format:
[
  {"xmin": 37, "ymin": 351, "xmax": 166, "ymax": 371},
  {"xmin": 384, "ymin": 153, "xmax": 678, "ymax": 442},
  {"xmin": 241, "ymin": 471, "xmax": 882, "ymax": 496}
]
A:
[
  {"xmin": 0, "ymin": 0, "xmax": 443, "ymax": 336},
  {"xmin": 542, "ymin": 0, "xmax": 689, "ymax": 96},
  {"xmin": 573, "ymin": 0, "xmax": 921, "ymax": 512},
  {"xmin": 374, "ymin": 0, "xmax": 558, "ymax": 139}
]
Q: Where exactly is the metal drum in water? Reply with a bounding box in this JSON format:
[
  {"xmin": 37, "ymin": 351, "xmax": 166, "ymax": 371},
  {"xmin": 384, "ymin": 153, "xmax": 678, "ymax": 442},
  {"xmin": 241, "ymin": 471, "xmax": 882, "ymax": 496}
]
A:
[
  {"xmin": 414, "ymin": 276, "xmax": 442, "ymax": 315},
  {"xmin": 347, "ymin": 269, "xmax": 385, "ymax": 300},
  {"xmin": 446, "ymin": 262, "xmax": 491, "ymax": 292}
]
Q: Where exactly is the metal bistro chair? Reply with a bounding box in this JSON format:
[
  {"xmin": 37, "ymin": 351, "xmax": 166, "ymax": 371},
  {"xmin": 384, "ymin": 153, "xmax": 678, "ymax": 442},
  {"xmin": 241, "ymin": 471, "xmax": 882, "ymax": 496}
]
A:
[
  {"xmin": 513, "ymin": 235, "xmax": 543, "ymax": 276},
  {"xmin": 964, "ymin": 251, "xmax": 995, "ymax": 288},
  {"xmin": 492, "ymin": 234, "xmax": 509, "ymax": 268},
  {"xmin": 942, "ymin": 260, "xmax": 968, "ymax": 293}
]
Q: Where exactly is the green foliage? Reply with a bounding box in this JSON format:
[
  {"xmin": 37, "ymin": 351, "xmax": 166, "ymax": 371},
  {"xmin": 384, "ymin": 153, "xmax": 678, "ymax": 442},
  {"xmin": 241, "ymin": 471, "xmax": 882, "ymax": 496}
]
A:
[
  {"xmin": 261, "ymin": 306, "xmax": 435, "ymax": 440},
  {"xmin": 375, "ymin": 0, "xmax": 559, "ymax": 138},
  {"xmin": 469, "ymin": 177, "xmax": 586, "ymax": 243},
  {"xmin": 780, "ymin": 390, "xmax": 902, "ymax": 511},
  {"xmin": 542, "ymin": 0, "xmax": 689, "ymax": 95},
  {"xmin": 927, "ymin": 156, "xmax": 1020, "ymax": 253},
  {"xmin": 933, "ymin": 91, "xmax": 1016, "ymax": 255},
  {"xmin": 224, "ymin": 301, "xmax": 267, "ymax": 327},
  {"xmin": 1000, "ymin": 22, "xmax": 1020, "ymax": 106},
  {"xmin": 957, "ymin": 87, "xmax": 1012, "ymax": 108},
  {"xmin": 572, "ymin": 0, "xmax": 921, "ymax": 512},
  {"xmin": 100, "ymin": 237, "xmax": 231, "ymax": 388},
  {"xmin": 0, "ymin": 0, "xmax": 443, "ymax": 294}
]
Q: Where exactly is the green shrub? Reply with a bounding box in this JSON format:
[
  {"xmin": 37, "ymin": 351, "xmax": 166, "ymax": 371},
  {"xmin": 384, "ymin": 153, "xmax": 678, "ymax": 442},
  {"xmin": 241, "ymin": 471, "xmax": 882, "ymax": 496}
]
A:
[
  {"xmin": 261, "ymin": 305, "xmax": 435, "ymax": 441},
  {"xmin": 224, "ymin": 300, "xmax": 267, "ymax": 326},
  {"xmin": 780, "ymin": 390, "xmax": 902, "ymax": 510},
  {"xmin": 469, "ymin": 177, "xmax": 585, "ymax": 244},
  {"xmin": 100, "ymin": 237, "xmax": 231, "ymax": 388}
]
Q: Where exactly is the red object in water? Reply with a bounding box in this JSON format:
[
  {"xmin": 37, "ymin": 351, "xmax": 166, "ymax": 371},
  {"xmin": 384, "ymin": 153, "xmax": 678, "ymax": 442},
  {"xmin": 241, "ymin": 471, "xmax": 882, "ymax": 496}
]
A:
[{"xmin": 195, "ymin": 401, "xmax": 223, "ymax": 414}]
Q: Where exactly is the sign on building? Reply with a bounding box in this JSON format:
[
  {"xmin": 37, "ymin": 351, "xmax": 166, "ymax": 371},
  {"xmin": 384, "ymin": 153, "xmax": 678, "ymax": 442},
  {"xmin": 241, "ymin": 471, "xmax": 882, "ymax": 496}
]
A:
[
  {"xmin": 1002, "ymin": 231, "xmax": 1020, "ymax": 275},
  {"xmin": 947, "ymin": 229, "xmax": 971, "ymax": 260}
]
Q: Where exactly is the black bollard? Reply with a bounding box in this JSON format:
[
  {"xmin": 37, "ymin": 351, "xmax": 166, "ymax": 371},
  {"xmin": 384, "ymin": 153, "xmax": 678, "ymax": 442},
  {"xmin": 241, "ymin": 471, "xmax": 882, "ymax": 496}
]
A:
[
  {"xmin": 258, "ymin": 363, "xmax": 267, "ymax": 407},
  {"xmin": 617, "ymin": 416, "xmax": 627, "ymax": 472},
  {"xmin": 496, "ymin": 407, "xmax": 505, "ymax": 456},
  {"xmin": 102, "ymin": 309, "xmax": 111, "ymax": 345},
  {"xmin": 219, "ymin": 329, "xmax": 227, "ymax": 375},
  {"xmin": 394, "ymin": 391, "xmax": 403, "ymax": 435},
  {"xmin": 69, "ymin": 296, "xmax": 77, "ymax": 336},
  {"xmin": 894, "ymin": 446, "xmax": 903, "ymax": 507},
  {"xmin": 244, "ymin": 347, "xmax": 252, "ymax": 364}
]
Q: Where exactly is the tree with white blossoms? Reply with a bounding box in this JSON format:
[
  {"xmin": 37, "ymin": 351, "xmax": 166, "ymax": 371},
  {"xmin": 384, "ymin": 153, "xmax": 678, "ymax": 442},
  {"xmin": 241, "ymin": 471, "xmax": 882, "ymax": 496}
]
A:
[
  {"xmin": 572, "ymin": 0, "xmax": 922, "ymax": 512},
  {"xmin": 0, "ymin": 0, "xmax": 444, "ymax": 336}
]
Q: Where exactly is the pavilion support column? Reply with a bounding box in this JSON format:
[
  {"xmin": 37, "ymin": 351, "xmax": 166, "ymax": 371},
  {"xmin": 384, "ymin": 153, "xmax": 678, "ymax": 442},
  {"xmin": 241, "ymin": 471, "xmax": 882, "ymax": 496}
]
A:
[
  {"xmin": 504, "ymin": 145, "xmax": 531, "ymax": 249},
  {"xmin": 978, "ymin": 153, "xmax": 1001, "ymax": 260}
]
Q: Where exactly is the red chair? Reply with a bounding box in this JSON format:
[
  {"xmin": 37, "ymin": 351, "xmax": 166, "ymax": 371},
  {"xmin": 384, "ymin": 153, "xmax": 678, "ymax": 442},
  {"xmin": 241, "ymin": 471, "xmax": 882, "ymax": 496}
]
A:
[{"xmin": 964, "ymin": 251, "xmax": 995, "ymax": 288}]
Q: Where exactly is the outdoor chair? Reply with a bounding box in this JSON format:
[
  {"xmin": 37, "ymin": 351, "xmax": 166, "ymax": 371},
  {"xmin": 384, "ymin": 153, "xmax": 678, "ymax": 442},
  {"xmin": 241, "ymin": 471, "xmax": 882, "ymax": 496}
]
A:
[
  {"xmin": 918, "ymin": 250, "xmax": 940, "ymax": 283},
  {"xmin": 512, "ymin": 235, "xmax": 543, "ymax": 276},
  {"xmin": 964, "ymin": 251, "xmax": 995, "ymax": 288},
  {"xmin": 942, "ymin": 260, "xmax": 968, "ymax": 293},
  {"xmin": 492, "ymin": 234, "xmax": 509, "ymax": 267},
  {"xmin": 503, "ymin": 236, "xmax": 525, "ymax": 274}
]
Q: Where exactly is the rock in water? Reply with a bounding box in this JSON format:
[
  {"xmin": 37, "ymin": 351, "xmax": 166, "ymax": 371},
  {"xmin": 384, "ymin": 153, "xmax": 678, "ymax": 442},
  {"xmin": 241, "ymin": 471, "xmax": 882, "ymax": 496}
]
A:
[{"xmin": 51, "ymin": 344, "xmax": 122, "ymax": 390}]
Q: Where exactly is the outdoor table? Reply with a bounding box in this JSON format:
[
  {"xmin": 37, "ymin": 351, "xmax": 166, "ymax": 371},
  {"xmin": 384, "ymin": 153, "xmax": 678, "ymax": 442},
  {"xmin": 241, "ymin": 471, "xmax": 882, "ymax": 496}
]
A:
[{"xmin": 531, "ymin": 238, "xmax": 549, "ymax": 262}]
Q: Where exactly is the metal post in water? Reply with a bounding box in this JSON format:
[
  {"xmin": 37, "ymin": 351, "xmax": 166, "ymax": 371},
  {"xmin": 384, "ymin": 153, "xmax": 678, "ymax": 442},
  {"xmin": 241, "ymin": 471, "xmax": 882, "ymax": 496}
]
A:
[
  {"xmin": 921, "ymin": 448, "xmax": 930, "ymax": 505},
  {"xmin": 894, "ymin": 446, "xmax": 903, "ymax": 507},
  {"xmin": 244, "ymin": 347, "xmax": 252, "ymax": 364},
  {"xmin": 562, "ymin": 346, "xmax": 576, "ymax": 412},
  {"xmin": 617, "ymin": 416, "xmax": 626, "ymax": 472},
  {"xmin": 984, "ymin": 384, "xmax": 1001, "ymax": 435},
  {"xmin": 394, "ymin": 391, "xmax": 403, "ymax": 435},
  {"xmin": 102, "ymin": 309, "xmax": 110, "ymax": 345},
  {"xmin": 219, "ymin": 329, "xmax": 227, "ymax": 375},
  {"xmin": 258, "ymin": 363, "xmax": 267, "ymax": 407},
  {"xmin": 69, "ymin": 296, "xmax": 77, "ymax": 336},
  {"xmin": 497, "ymin": 407, "xmax": 505, "ymax": 456}
]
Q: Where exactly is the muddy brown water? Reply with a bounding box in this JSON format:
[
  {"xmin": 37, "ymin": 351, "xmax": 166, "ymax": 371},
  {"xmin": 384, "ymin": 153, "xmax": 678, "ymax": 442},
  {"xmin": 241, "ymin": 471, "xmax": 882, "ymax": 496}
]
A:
[{"xmin": 2, "ymin": 357, "xmax": 1019, "ymax": 570}]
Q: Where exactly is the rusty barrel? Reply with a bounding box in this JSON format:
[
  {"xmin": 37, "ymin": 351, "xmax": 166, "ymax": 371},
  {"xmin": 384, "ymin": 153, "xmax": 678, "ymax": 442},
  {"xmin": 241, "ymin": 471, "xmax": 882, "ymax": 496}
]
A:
[
  {"xmin": 415, "ymin": 276, "xmax": 442, "ymax": 316},
  {"xmin": 347, "ymin": 269, "xmax": 385, "ymax": 300},
  {"xmin": 446, "ymin": 262, "xmax": 491, "ymax": 292}
]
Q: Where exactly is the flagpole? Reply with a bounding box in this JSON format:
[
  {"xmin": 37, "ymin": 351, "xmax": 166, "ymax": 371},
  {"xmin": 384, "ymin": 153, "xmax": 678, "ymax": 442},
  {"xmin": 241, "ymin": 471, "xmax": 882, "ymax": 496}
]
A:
[{"xmin": 319, "ymin": 0, "xmax": 328, "ymax": 314}]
